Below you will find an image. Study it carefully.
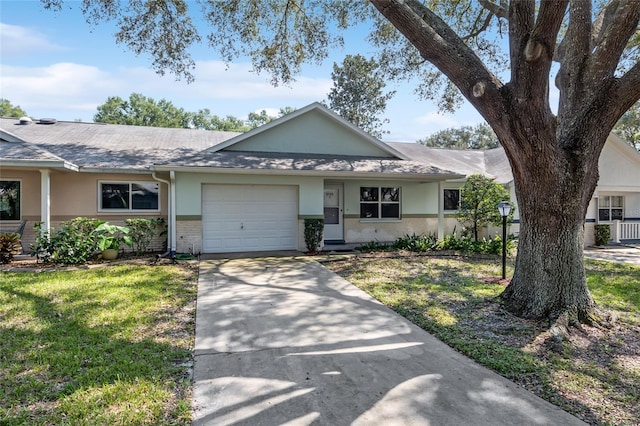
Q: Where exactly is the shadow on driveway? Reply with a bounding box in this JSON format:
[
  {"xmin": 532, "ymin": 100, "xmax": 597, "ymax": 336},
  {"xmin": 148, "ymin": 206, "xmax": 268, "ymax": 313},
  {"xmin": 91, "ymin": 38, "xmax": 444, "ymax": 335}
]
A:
[{"xmin": 192, "ymin": 256, "xmax": 584, "ymax": 426}]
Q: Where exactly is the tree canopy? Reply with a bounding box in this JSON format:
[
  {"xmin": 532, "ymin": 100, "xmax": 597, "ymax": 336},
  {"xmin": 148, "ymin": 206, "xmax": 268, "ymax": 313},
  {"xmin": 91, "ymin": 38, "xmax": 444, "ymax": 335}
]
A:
[
  {"xmin": 0, "ymin": 99, "xmax": 28, "ymax": 118},
  {"xmin": 44, "ymin": 0, "xmax": 640, "ymax": 328},
  {"xmin": 93, "ymin": 92, "xmax": 293, "ymax": 131},
  {"xmin": 326, "ymin": 54, "xmax": 395, "ymax": 137},
  {"xmin": 458, "ymin": 174, "xmax": 512, "ymax": 242},
  {"xmin": 419, "ymin": 123, "xmax": 499, "ymax": 150},
  {"xmin": 614, "ymin": 100, "xmax": 640, "ymax": 151}
]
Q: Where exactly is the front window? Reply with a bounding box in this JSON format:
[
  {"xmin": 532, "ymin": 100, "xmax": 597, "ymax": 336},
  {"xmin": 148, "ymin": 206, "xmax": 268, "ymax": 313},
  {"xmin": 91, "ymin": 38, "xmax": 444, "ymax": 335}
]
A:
[
  {"xmin": 99, "ymin": 181, "xmax": 159, "ymax": 211},
  {"xmin": 360, "ymin": 187, "xmax": 400, "ymax": 219},
  {"xmin": 598, "ymin": 196, "xmax": 623, "ymax": 222},
  {"xmin": 443, "ymin": 189, "xmax": 460, "ymax": 211},
  {"xmin": 0, "ymin": 180, "xmax": 21, "ymax": 220}
]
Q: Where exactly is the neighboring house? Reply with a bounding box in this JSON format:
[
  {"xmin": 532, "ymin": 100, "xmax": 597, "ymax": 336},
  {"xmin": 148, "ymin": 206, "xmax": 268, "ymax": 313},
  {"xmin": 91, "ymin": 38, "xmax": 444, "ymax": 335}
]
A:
[{"xmin": 1, "ymin": 103, "xmax": 639, "ymax": 254}]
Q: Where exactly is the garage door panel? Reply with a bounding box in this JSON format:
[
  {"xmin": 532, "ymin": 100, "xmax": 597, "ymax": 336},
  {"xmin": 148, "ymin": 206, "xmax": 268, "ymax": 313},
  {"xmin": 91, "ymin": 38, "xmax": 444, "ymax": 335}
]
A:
[{"xmin": 202, "ymin": 184, "xmax": 298, "ymax": 253}]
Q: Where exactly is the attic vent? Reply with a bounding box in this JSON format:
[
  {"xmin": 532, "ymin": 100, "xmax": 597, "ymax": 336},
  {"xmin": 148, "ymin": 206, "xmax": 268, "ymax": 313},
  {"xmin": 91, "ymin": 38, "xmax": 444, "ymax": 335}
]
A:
[
  {"xmin": 39, "ymin": 118, "xmax": 57, "ymax": 125},
  {"xmin": 18, "ymin": 117, "xmax": 33, "ymax": 125}
]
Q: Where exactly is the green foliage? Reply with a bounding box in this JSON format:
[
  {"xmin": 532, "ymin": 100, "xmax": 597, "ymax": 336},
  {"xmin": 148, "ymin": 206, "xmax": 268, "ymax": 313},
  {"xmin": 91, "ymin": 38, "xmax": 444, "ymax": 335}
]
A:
[
  {"xmin": 458, "ymin": 175, "xmax": 513, "ymax": 242},
  {"xmin": 356, "ymin": 240, "xmax": 394, "ymax": 252},
  {"xmin": 93, "ymin": 93, "xmax": 190, "ymax": 128},
  {"xmin": 595, "ymin": 224, "xmax": 611, "ymax": 246},
  {"xmin": 190, "ymin": 108, "xmax": 250, "ymax": 131},
  {"xmin": 31, "ymin": 218, "xmax": 103, "ymax": 264},
  {"xmin": 327, "ymin": 54, "xmax": 395, "ymax": 137},
  {"xmin": 393, "ymin": 233, "xmax": 438, "ymax": 252},
  {"xmin": 613, "ymin": 100, "xmax": 640, "ymax": 151},
  {"xmin": 0, "ymin": 232, "xmax": 22, "ymax": 264},
  {"xmin": 125, "ymin": 218, "xmax": 164, "ymax": 254},
  {"xmin": 304, "ymin": 218, "xmax": 324, "ymax": 253},
  {"xmin": 94, "ymin": 222, "xmax": 133, "ymax": 251},
  {"xmin": 0, "ymin": 98, "xmax": 27, "ymax": 118},
  {"xmin": 358, "ymin": 233, "xmax": 516, "ymax": 256},
  {"xmin": 418, "ymin": 123, "xmax": 500, "ymax": 150}
]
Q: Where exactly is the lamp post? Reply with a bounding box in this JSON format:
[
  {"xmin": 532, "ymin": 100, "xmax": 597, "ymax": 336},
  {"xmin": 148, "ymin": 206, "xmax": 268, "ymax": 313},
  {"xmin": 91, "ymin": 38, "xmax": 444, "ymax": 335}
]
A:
[{"xmin": 497, "ymin": 201, "xmax": 511, "ymax": 279}]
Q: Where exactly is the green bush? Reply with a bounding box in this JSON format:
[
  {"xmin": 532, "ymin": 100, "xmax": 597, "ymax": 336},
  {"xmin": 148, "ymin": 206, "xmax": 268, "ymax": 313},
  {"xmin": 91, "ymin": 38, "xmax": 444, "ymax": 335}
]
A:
[
  {"xmin": 393, "ymin": 233, "xmax": 438, "ymax": 252},
  {"xmin": 358, "ymin": 233, "xmax": 516, "ymax": 256},
  {"xmin": 31, "ymin": 218, "xmax": 102, "ymax": 264},
  {"xmin": 125, "ymin": 218, "xmax": 164, "ymax": 254},
  {"xmin": 304, "ymin": 218, "xmax": 324, "ymax": 253},
  {"xmin": 357, "ymin": 240, "xmax": 393, "ymax": 252},
  {"xmin": 0, "ymin": 232, "xmax": 22, "ymax": 264},
  {"xmin": 595, "ymin": 224, "xmax": 611, "ymax": 246}
]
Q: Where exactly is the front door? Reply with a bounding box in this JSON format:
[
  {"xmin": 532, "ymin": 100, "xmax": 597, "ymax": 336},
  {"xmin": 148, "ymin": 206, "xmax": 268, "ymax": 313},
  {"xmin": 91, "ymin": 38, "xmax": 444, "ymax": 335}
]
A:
[{"xmin": 323, "ymin": 184, "xmax": 343, "ymax": 242}]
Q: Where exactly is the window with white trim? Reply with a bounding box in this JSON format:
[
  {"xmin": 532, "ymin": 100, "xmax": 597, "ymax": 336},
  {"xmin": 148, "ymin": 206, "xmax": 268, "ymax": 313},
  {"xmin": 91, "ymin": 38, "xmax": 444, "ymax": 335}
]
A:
[
  {"xmin": 99, "ymin": 181, "xmax": 159, "ymax": 211},
  {"xmin": 0, "ymin": 180, "xmax": 21, "ymax": 220},
  {"xmin": 443, "ymin": 188, "xmax": 460, "ymax": 211},
  {"xmin": 360, "ymin": 187, "xmax": 400, "ymax": 219},
  {"xmin": 598, "ymin": 195, "xmax": 623, "ymax": 221}
]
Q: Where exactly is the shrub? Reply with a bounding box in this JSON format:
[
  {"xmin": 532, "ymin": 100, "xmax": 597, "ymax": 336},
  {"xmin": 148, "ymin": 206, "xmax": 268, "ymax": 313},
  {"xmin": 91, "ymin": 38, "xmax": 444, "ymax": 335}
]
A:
[
  {"xmin": 595, "ymin": 224, "xmax": 611, "ymax": 246},
  {"xmin": 357, "ymin": 240, "xmax": 393, "ymax": 252},
  {"xmin": 304, "ymin": 218, "xmax": 324, "ymax": 253},
  {"xmin": 0, "ymin": 232, "xmax": 22, "ymax": 264},
  {"xmin": 31, "ymin": 218, "xmax": 102, "ymax": 264},
  {"xmin": 125, "ymin": 218, "xmax": 163, "ymax": 254},
  {"xmin": 393, "ymin": 233, "xmax": 438, "ymax": 252}
]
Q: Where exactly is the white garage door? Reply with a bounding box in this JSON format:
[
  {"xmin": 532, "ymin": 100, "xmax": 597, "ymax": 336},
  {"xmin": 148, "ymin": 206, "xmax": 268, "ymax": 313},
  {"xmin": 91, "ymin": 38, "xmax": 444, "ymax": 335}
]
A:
[{"xmin": 202, "ymin": 184, "xmax": 298, "ymax": 253}]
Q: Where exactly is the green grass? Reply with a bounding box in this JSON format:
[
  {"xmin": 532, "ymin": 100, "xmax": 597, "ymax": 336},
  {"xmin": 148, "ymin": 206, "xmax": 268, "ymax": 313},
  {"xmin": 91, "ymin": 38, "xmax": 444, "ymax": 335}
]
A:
[
  {"xmin": 326, "ymin": 256, "xmax": 640, "ymax": 425},
  {"xmin": 0, "ymin": 265, "xmax": 197, "ymax": 425}
]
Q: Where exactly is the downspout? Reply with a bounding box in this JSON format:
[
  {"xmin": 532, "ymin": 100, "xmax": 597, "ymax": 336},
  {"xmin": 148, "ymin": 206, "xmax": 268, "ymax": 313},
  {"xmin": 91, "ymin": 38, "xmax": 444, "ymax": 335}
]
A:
[{"xmin": 152, "ymin": 170, "xmax": 176, "ymax": 258}]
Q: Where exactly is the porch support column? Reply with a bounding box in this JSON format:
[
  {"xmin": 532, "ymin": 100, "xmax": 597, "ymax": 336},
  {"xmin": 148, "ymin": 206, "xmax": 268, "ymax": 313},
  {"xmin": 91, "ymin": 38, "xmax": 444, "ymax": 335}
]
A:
[
  {"xmin": 437, "ymin": 181, "xmax": 444, "ymax": 240},
  {"xmin": 612, "ymin": 220, "xmax": 621, "ymax": 243},
  {"xmin": 39, "ymin": 169, "xmax": 51, "ymax": 234},
  {"xmin": 170, "ymin": 171, "xmax": 176, "ymax": 254}
]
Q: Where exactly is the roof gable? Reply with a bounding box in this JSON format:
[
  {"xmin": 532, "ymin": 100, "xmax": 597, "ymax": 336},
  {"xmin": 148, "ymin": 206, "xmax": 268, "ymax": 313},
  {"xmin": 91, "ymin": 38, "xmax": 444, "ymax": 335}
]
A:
[
  {"xmin": 598, "ymin": 133, "xmax": 640, "ymax": 188},
  {"xmin": 208, "ymin": 103, "xmax": 407, "ymax": 159}
]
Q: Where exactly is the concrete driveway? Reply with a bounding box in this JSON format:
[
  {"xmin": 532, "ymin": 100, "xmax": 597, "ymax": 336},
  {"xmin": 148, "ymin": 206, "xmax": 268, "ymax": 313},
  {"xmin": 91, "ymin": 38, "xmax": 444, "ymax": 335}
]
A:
[
  {"xmin": 584, "ymin": 245, "xmax": 640, "ymax": 265},
  {"xmin": 192, "ymin": 255, "xmax": 584, "ymax": 426}
]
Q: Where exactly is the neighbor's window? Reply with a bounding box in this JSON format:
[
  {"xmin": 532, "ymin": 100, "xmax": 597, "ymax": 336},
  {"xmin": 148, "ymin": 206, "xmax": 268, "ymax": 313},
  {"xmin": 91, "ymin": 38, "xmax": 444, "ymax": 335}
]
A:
[
  {"xmin": 0, "ymin": 180, "xmax": 21, "ymax": 220},
  {"xmin": 360, "ymin": 187, "xmax": 400, "ymax": 219},
  {"xmin": 99, "ymin": 181, "xmax": 159, "ymax": 211},
  {"xmin": 598, "ymin": 195, "xmax": 623, "ymax": 222},
  {"xmin": 443, "ymin": 189, "xmax": 460, "ymax": 211}
]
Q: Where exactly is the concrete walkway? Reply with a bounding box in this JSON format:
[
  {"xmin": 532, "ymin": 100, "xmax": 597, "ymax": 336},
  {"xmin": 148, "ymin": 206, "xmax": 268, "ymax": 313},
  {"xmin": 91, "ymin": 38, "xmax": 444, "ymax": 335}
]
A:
[
  {"xmin": 584, "ymin": 245, "xmax": 640, "ymax": 265},
  {"xmin": 192, "ymin": 255, "xmax": 584, "ymax": 426}
]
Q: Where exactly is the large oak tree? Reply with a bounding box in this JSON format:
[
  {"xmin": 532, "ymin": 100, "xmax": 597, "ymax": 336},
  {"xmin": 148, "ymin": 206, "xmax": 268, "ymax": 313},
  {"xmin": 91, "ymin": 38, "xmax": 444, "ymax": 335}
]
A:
[{"xmin": 43, "ymin": 0, "xmax": 640, "ymax": 330}]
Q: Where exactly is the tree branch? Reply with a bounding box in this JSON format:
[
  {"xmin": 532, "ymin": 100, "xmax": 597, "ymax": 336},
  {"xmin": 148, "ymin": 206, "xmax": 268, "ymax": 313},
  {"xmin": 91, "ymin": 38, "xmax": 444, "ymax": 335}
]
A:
[
  {"xmin": 589, "ymin": 0, "xmax": 640, "ymax": 82},
  {"xmin": 370, "ymin": 0, "xmax": 504, "ymax": 120},
  {"xmin": 477, "ymin": 0, "xmax": 508, "ymax": 19}
]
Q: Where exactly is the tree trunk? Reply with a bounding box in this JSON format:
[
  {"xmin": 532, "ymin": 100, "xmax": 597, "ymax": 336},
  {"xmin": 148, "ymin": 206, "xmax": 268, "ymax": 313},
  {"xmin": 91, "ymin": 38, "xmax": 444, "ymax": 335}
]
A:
[{"xmin": 499, "ymin": 126, "xmax": 605, "ymax": 326}]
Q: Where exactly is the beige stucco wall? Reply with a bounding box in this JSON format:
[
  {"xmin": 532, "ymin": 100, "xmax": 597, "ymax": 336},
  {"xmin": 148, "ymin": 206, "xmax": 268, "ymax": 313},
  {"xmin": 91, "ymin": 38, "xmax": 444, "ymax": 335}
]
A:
[{"xmin": 0, "ymin": 168, "xmax": 169, "ymax": 254}]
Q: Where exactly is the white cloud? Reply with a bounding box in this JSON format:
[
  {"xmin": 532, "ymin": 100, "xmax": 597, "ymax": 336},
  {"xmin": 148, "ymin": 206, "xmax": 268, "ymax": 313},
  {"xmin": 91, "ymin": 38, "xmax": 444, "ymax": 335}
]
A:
[
  {"xmin": 0, "ymin": 23, "xmax": 64, "ymax": 56},
  {"xmin": 0, "ymin": 59, "xmax": 333, "ymax": 121}
]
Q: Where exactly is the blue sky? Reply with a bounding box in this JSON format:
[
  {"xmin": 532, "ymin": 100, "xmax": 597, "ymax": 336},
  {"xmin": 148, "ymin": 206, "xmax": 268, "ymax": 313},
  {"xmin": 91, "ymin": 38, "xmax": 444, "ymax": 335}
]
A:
[{"xmin": 0, "ymin": 0, "xmax": 486, "ymax": 142}]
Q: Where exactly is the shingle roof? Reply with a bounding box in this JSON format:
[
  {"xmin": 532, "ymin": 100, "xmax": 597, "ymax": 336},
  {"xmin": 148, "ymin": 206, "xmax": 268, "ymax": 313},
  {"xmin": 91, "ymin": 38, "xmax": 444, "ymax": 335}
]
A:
[
  {"xmin": 155, "ymin": 149, "xmax": 458, "ymax": 177},
  {"xmin": 0, "ymin": 118, "xmax": 239, "ymax": 170},
  {"xmin": 389, "ymin": 142, "xmax": 513, "ymax": 183},
  {"xmin": 1, "ymin": 117, "xmax": 511, "ymax": 181}
]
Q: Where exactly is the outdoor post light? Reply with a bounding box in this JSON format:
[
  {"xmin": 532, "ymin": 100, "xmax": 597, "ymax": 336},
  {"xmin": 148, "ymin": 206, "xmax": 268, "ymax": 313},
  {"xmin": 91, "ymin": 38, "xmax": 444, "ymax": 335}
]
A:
[{"xmin": 497, "ymin": 201, "xmax": 511, "ymax": 279}]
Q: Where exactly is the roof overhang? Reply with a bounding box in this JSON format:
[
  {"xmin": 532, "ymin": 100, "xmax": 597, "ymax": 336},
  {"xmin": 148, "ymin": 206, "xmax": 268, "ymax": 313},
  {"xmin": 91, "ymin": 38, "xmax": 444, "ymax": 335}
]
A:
[
  {"xmin": 0, "ymin": 159, "xmax": 79, "ymax": 172},
  {"xmin": 151, "ymin": 164, "xmax": 463, "ymax": 181}
]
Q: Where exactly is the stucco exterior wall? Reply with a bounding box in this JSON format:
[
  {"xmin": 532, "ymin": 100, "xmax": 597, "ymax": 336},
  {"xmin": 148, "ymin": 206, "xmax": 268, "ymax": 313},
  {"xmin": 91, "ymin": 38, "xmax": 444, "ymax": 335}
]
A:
[{"xmin": 175, "ymin": 173, "xmax": 324, "ymax": 217}]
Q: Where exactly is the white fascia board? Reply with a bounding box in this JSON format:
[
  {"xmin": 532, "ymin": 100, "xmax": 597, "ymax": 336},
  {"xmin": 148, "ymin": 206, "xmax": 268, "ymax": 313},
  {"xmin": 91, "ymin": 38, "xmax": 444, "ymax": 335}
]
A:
[
  {"xmin": 0, "ymin": 159, "xmax": 79, "ymax": 171},
  {"xmin": 151, "ymin": 164, "xmax": 463, "ymax": 181}
]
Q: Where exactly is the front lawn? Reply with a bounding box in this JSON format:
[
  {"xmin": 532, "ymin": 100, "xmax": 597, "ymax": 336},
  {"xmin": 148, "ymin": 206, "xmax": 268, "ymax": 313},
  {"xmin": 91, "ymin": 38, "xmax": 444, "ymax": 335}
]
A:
[
  {"xmin": 0, "ymin": 264, "xmax": 197, "ymax": 425},
  {"xmin": 325, "ymin": 255, "xmax": 640, "ymax": 426}
]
